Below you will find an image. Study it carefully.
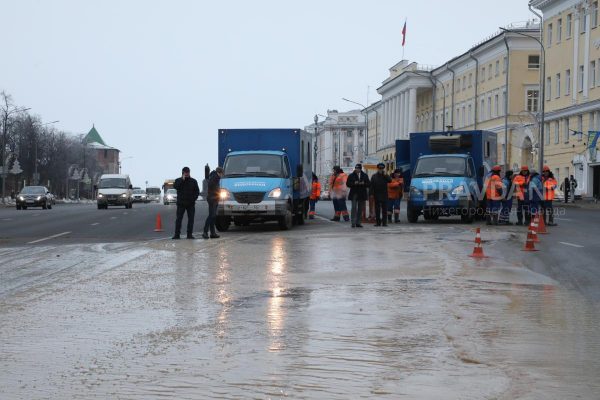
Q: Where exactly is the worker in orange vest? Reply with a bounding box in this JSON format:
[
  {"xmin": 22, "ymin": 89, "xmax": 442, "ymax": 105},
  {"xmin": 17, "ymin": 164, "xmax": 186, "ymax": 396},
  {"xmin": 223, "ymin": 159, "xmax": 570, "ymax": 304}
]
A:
[
  {"xmin": 329, "ymin": 166, "xmax": 349, "ymax": 222},
  {"xmin": 542, "ymin": 166, "xmax": 558, "ymax": 226},
  {"xmin": 387, "ymin": 168, "xmax": 404, "ymax": 223},
  {"xmin": 513, "ymin": 165, "xmax": 531, "ymax": 225},
  {"xmin": 309, "ymin": 173, "xmax": 321, "ymax": 219},
  {"xmin": 485, "ymin": 165, "xmax": 503, "ymax": 225}
]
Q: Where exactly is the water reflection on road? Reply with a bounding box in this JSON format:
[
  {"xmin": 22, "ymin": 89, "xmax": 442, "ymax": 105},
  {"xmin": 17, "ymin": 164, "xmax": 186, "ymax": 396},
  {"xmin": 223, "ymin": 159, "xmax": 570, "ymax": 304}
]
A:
[{"xmin": 0, "ymin": 226, "xmax": 599, "ymax": 399}]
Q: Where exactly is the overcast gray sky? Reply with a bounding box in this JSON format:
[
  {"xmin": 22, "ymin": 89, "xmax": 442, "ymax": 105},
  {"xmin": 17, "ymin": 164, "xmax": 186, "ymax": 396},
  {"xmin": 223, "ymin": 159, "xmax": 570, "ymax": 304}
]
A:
[{"xmin": 2, "ymin": 0, "xmax": 534, "ymax": 187}]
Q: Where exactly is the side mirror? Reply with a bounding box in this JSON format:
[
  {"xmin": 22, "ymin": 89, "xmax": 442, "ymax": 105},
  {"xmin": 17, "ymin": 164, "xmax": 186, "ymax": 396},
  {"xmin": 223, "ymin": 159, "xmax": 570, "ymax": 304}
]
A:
[
  {"xmin": 129, "ymin": 184, "xmax": 133, "ymax": 189},
  {"xmin": 296, "ymin": 165, "xmax": 304, "ymax": 178}
]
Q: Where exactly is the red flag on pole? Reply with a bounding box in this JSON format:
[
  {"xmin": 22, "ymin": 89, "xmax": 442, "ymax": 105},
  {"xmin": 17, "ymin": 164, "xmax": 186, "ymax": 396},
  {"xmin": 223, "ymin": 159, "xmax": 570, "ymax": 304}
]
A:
[{"xmin": 402, "ymin": 21, "xmax": 407, "ymax": 46}]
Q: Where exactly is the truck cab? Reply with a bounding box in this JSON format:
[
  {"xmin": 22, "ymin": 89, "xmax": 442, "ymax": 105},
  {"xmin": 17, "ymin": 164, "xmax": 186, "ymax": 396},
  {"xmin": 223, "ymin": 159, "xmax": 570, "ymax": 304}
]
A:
[
  {"xmin": 216, "ymin": 129, "xmax": 312, "ymax": 231},
  {"xmin": 406, "ymin": 131, "xmax": 496, "ymax": 223}
]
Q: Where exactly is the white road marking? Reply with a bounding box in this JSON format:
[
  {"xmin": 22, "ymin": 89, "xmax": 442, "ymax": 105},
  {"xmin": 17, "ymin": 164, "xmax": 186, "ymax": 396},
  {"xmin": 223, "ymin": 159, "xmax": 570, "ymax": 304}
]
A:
[
  {"xmin": 559, "ymin": 241, "xmax": 584, "ymax": 248},
  {"xmin": 110, "ymin": 216, "xmax": 117, "ymax": 220},
  {"xmin": 28, "ymin": 231, "xmax": 71, "ymax": 244},
  {"xmin": 555, "ymin": 217, "xmax": 573, "ymax": 221},
  {"xmin": 123, "ymin": 212, "xmax": 128, "ymax": 215},
  {"xmin": 1, "ymin": 218, "xmax": 13, "ymax": 221},
  {"xmin": 314, "ymin": 215, "xmax": 335, "ymax": 223},
  {"xmin": 91, "ymin": 222, "xmax": 100, "ymax": 226}
]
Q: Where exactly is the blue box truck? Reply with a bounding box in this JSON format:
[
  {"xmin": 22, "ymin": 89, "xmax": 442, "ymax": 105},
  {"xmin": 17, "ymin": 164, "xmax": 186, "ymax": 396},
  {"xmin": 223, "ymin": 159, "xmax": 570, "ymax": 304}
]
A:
[
  {"xmin": 405, "ymin": 130, "xmax": 497, "ymax": 223},
  {"xmin": 216, "ymin": 128, "xmax": 313, "ymax": 230}
]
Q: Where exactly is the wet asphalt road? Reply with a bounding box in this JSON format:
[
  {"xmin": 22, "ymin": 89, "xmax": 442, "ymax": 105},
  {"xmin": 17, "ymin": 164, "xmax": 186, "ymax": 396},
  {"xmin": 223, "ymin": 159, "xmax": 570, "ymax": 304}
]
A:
[{"xmin": 1, "ymin": 201, "xmax": 600, "ymax": 398}]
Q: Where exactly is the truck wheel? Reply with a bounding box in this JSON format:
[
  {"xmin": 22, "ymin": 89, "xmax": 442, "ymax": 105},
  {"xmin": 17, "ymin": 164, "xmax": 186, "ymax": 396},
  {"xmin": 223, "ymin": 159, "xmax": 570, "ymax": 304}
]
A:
[
  {"xmin": 407, "ymin": 207, "xmax": 419, "ymax": 223},
  {"xmin": 216, "ymin": 216, "xmax": 230, "ymax": 232},
  {"xmin": 295, "ymin": 208, "xmax": 305, "ymax": 225},
  {"xmin": 279, "ymin": 206, "xmax": 293, "ymax": 230},
  {"xmin": 97, "ymin": 204, "xmax": 103, "ymax": 210}
]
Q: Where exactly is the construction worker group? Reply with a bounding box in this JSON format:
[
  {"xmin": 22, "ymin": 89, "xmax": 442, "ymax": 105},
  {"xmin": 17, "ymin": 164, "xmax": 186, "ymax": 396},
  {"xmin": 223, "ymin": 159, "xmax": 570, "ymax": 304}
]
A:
[{"xmin": 310, "ymin": 163, "xmax": 559, "ymax": 228}]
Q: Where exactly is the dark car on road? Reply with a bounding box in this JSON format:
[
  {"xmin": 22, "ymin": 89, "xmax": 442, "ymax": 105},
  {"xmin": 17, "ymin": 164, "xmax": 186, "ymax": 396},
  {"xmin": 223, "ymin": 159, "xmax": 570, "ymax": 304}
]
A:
[{"xmin": 16, "ymin": 186, "xmax": 53, "ymax": 210}]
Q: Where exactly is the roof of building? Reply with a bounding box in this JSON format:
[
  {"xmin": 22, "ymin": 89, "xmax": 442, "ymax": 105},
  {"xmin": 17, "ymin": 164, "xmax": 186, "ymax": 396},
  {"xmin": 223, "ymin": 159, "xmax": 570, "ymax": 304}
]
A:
[{"xmin": 84, "ymin": 125, "xmax": 107, "ymax": 146}]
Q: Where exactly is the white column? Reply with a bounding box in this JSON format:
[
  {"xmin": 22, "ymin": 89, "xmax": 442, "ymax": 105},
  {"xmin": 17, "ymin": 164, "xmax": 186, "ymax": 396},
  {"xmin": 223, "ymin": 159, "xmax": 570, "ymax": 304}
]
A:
[
  {"xmin": 584, "ymin": 11, "xmax": 591, "ymax": 99},
  {"xmin": 408, "ymin": 88, "xmax": 417, "ymax": 135},
  {"xmin": 392, "ymin": 96, "xmax": 399, "ymax": 141},
  {"xmin": 403, "ymin": 91, "xmax": 409, "ymax": 137},
  {"xmin": 573, "ymin": 14, "xmax": 580, "ymax": 103},
  {"xmin": 397, "ymin": 92, "xmax": 406, "ymax": 139},
  {"xmin": 384, "ymin": 100, "xmax": 391, "ymax": 147}
]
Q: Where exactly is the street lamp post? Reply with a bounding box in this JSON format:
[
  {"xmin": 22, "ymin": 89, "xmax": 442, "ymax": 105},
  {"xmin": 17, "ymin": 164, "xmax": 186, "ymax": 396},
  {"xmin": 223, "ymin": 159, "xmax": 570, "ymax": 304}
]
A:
[
  {"xmin": 342, "ymin": 98, "xmax": 368, "ymax": 161},
  {"xmin": 500, "ymin": 26, "xmax": 545, "ymax": 172}
]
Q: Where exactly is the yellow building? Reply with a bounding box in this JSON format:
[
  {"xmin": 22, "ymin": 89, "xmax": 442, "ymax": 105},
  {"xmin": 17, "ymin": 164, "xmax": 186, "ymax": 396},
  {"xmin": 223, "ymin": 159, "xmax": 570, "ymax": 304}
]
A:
[
  {"xmin": 371, "ymin": 24, "xmax": 542, "ymax": 172},
  {"xmin": 532, "ymin": 0, "xmax": 600, "ymax": 198}
]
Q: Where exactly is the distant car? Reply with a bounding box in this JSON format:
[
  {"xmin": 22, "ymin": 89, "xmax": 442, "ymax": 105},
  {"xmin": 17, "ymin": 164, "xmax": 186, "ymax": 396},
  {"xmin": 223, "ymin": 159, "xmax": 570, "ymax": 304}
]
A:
[
  {"xmin": 132, "ymin": 189, "xmax": 148, "ymax": 203},
  {"xmin": 16, "ymin": 186, "xmax": 53, "ymax": 210},
  {"xmin": 320, "ymin": 190, "xmax": 331, "ymax": 201},
  {"xmin": 164, "ymin": 189, "xmax": 177, "ymax": 205},
  {"xmin": 146, "ymin": 186, "xmax": 161, "ymax": 203}
]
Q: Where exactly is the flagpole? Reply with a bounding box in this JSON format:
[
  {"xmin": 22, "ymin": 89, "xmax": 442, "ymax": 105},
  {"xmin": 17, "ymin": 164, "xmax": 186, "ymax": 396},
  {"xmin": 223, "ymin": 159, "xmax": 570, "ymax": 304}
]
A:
[{"xmin": 402, "ymin": 18, "xmax": 407, "ymax": 60}]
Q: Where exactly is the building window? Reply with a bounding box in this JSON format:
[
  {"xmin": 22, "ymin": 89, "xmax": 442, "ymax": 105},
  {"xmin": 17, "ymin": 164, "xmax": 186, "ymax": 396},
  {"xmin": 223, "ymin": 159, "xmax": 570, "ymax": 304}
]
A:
[
  {"xmin": 495, "ymin": 60, "xmax": 500, "ymax": 77},
  {"xmin": 494, "ymin": 94, "xmax": 499, "ymax": 117},
  {"xmin": 593, "ymin": 2, "xmax": 599, "ymax": 28},
  {"xmin": 488, "ymin": 64, "xmax": 492, "ymax": 80},
  {"xmin": 456, "ymin": 79, "xmax": 461, "ymax": 93},
  {"xmin": 578, "ymin": 114, "xmax": 583, "ymax": 137},
  {"xmin": 487, "ymin": 96, "xmax": 492, "ymax": 119},
  {"xmin": 567, "ymin": 14, "xmax": 572, "ymax": 38},
  {"xmin": 590, "ymin": 112, "xmax": 596, "ymax": 134},
  {"xmin": 481, "ymin": 67, "xmax": 485, "ymax": 82},
  {"xmin": 462, "ymin": 107, "xmax": 466, "ymax": 127},
  {"xmin": 469, "ymin": 73, "xmax": 473, "ymax": 87},
  {"xmin": 591, "ymin": 60, "xmax": 597, "ymax": 87},
  {"xmin": 579, "ymin": 65, "xmax": 584, "ymax": 92},
  {"xmin": 502, "ymin": 91, "xmax": 506, "ymax": 116},
  {"xmin": 463, "ymin": 76, "xmax": 466, "ymax": 91},
  {"xmin": 556, "ymin": 73, "xmax": 561, "ymax": 97},
  {"xmin": 545, "ymin": 123, "xmax": 551, "ymax": 145},
  {"xmin": 528, "ymin": 55, "xmax": 540, "ymax": 69},
  {"xmin": 503, "ymin": 56, "xmax": 508, "ymax": 74},
  {"xmin": 468, "ymin": 104, "xmax": 472, "ymax": 125},
  {"xmin": 557, "ymin": 18, "xmax": 563, "ymax": 41},
  {"xmin": 547, "ymin": 23, "xmax": 553, "ymax": 45},
  {"xmin": 480, "ymin": 99, "xmax": 485, "ymax": 120},
  {"xmin": 546, "ymin": 77, "xmax": 552, "ymax": 100},
  {"xmin": 527, "ymin": 89, "xmax": 539, "ymax": 112},
  {"xmin": 564, "ymin": 118, "xmax": 570, "ymax": 143},
  {"xmin": 566, "ymin": 69, "xmax": 571, "ymax": 95},
  {"xmin": 581, "ymin": 11, "xmax": 588, "ymax": 33},
  {"xmin": 554, "ymin": 121, "xmax": 560, "ymax": 144},
  {"xmin": 456, "ymin": 108, "xmax": 460, "ymax": 127}
]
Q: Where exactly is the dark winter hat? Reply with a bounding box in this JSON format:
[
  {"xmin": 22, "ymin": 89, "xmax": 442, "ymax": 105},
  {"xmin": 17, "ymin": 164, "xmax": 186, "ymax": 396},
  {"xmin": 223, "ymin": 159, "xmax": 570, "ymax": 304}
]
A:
[
  {"xmin": 182, "ymin": 166, "xmax": 190, "ymax": 173},
  {"xmin": 355, "ymin": 163, "xmax": 362, "ymax": 169},
  {"xmin": 215, "ymin": 167, "xmax": 224, "ymax": 173},
  {"xmin": 377, "ymin": 163, "xmax": 385, "ymax": 169},
  {"xmin": 393, "ymin": 168, "xmax": 403, "ymax": 174}
]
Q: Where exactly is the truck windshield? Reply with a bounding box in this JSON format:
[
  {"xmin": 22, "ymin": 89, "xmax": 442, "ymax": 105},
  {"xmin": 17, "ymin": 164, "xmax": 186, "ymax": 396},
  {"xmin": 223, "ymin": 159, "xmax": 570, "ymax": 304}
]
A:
[
  {"xmin": 414, "ymin": 157, "xmax": 467, "ymax": 177},
  {"xmin": 224, "ymin": 154, "xmax": 287, "ymax": 178},
  {"xmin": 146, "ymin": 187, "xmax": 161, "ymax": 195},
  {"xmin": 99, "ymin": 178, "xmax": 128, "ymax": 189}
]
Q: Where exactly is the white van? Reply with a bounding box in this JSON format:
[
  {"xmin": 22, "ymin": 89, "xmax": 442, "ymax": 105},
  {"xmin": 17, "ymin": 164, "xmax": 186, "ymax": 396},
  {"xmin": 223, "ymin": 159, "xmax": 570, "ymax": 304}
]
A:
[{"xmin": 96, "ymin": 174, "xmax": 133, "ymax": 209}]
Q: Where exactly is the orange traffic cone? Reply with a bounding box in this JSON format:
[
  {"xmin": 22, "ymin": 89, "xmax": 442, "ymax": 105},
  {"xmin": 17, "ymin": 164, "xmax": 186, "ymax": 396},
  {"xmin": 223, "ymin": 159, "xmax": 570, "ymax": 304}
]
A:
[
  {"xmin": 522, "ymin": 225, "xmax": 539, "ymax": 251},
  {"xmin": 469, "ymin": 227, "xmax": 488, "ymax": 258},
  {"xmin": 530, "ymin": 217, "xmax": 540, "ymax": 243},
  {"xmin": 537, "ymin": 212, "xmax": 548, "ymax": 234},
  {"xmin": 154, "ymin": 213, "xmax": 164, "ymax": 232}
]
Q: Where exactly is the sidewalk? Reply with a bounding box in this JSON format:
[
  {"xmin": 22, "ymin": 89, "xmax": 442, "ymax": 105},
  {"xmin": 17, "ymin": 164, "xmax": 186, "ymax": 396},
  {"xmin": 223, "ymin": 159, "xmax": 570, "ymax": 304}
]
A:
[{"xmin": 558, "ymin": 199, "xmax": 600, "ymax": 209}]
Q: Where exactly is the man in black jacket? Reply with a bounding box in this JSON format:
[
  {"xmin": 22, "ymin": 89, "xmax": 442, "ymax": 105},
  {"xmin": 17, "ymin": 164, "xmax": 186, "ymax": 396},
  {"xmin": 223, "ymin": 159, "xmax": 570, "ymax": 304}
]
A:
[
  {"xmin": 203, "ymin": 167, "xmax": 224, "ymax": 239},
  {"xmin": 346, "ymin": 163, "xmax": 370, "ymax": 228},
  {"xmin": 173, "ymin": 167, "xmax": 200, "ymax": 239},
  {"xmin": 370, "ymin": 163, "xmax": 392, "ymax": 226}
]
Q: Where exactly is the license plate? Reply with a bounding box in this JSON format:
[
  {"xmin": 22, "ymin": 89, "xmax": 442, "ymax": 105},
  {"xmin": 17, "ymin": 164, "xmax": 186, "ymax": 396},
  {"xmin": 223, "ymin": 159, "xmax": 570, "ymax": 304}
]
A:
[
  {"xmin": 26, "ymin": 201, "xmax": 34, "ymax": 204},
  {"xmin": 229, "ymin": 204, "xmax": 265, "ymax": 211},
  {"xmin": 426, "ymin": 201, "xmax": 444, "ymax": 206}
]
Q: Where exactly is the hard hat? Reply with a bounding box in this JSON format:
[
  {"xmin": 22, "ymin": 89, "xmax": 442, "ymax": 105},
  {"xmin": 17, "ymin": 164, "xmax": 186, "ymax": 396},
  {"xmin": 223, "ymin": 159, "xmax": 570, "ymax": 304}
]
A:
[
  {"xmin": 520, "ymin": 165, "xmax": 529, "ymax": 171},
  {"xmin": 543, "ymin": 165, "xmax": 550, "ymax": 172},
  {"xmin": 492, "ymin": 165, "xmax": 501, "ymax": 172}
]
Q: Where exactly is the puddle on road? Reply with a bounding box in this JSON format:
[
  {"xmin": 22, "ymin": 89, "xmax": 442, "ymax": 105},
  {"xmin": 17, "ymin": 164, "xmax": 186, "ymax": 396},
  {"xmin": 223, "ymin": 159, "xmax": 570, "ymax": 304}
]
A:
[{"xmin": 1, "ymin": 228, "xmax": 599, "ymax": 399}]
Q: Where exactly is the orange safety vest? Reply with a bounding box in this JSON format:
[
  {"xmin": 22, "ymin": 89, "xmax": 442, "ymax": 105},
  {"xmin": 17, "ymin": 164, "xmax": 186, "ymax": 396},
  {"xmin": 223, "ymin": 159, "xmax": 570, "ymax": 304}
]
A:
[
  {"xmin": 513, "ymin": 174, "xmax": 530, "ymax": 201},
  {"xmin": 387, "ymin": 177, "xmax": 404, "ymax": 200},
  {"xmin": 485, "ymin": 174, "xmax": 503, "ymax": 201},
  {"xmin": 310, "ymin": 181, "xmax": 321, "ymax": 200},
  {"xmin": 329, "ymin": 173, "xmax": 348, "ymax": 199},
  {"xmin": 543, "ymin": 177, "xmax": 557, "ymax": 201}
]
